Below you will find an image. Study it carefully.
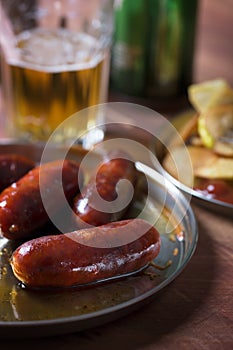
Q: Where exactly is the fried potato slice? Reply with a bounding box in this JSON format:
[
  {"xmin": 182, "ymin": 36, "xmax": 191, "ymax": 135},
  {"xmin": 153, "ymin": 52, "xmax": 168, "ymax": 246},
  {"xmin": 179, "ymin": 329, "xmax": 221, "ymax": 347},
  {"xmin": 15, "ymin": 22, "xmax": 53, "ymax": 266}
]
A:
[
  {"xmin": 162, "ymin": 146, "xmax": 192, "ymax": 187},
  {"xmin": 162, "ymin": 146, "xmax": 208, "ymax": 187},
  {"xmin": 163, "ymin": 145, "xmax": 233, "ymax": 184},
  {"xmin": 198, "ymin": 104, "xmax": 233, "ymax": 148},
  {"xmin": 170, "ymin": 113, "xmax": 198, "ymax": 148},
  {"xmin": 188, "ymin": 79, "xmax": 233, "ymax": 113},
  {"xmin": 166, "ymin": 79, "xmax": 233, "ymax": 185},
  {"xmin": 195, "ymin": 158, "xmax": 233, "ymax": 179},
  {"xmin": 213, "ymin": 140, "xmax": 233, "ymax": 157}
]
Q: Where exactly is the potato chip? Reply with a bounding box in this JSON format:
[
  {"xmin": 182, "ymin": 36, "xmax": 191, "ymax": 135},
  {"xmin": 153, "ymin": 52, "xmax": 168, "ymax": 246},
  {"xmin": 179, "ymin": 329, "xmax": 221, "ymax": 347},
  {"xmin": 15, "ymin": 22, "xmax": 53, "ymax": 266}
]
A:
[
  {"xmin": 164, "ymin": 78, "xmax": 233, "ymax": 188},
  {"xmin": 214, "ymin": 140, "xmax": 233, "ymax": 157},
  {"xmin": 163, "ymin": 145, "xmax": 232, "ymax": 184},
  {"xmin": 169, "ymin": 113, "xmax": 198, "ymax": 148},
  {"xmin": 195, "ymin": 158, "xmax": 233, "ymax": 179},
  {"xmin": 162, "ymin": 146, "xmax": 212, "ymax": 187},
  {"xmin": 198, "ymin": 104, "xmax": 233, "ymax": 148},
  {"xmin": 188, "ymin": 78, "xmax": 233, "ymax": 113},
  {"xmin": 162, "ymin": 146, "xmax": 192, "ymax": 187}
]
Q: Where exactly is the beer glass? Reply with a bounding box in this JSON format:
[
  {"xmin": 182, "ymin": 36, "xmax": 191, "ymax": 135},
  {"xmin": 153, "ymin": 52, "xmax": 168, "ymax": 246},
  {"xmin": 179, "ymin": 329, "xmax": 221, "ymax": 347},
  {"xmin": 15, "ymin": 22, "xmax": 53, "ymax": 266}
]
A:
[{"xmin": 0, "ymin": 0, "xmax": 113, "ymax": 144}]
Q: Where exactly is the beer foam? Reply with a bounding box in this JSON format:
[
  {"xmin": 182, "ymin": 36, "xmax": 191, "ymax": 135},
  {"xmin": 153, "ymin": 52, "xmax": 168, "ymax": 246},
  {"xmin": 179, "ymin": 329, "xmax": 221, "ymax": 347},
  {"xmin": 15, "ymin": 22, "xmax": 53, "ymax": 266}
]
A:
[{"xmin": 8, "ymin": 28, "xmax": 104, "ymax": 72}]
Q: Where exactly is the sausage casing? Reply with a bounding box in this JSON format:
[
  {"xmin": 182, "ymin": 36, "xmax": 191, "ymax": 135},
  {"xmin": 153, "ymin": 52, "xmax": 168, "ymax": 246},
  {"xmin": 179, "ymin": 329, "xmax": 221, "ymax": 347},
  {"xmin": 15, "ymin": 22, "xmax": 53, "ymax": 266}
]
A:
[
  {"xmin": 10, "ymin": 218, "xmax": 161, "ymax": 288},
  {"xmin": 0, "ymin": 160, "xmax": 82, "ymax": 240},
  {"xmin": 73, "ymin": 150, "xmax": 137, "ymax": 228},
  {"xmin": 0, "ymin": 154, "xmax": 35, "ymax": 192}
]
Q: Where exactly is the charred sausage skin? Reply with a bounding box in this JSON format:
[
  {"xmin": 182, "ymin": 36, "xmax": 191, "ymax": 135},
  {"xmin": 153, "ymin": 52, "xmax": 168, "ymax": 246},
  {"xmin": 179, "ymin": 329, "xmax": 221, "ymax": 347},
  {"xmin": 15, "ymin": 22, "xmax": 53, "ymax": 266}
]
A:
[
  {"xmin": 11, "ymin": 219, "xmax": 161, "ymax": 288},
  {"xmin": 0, "ymin": 160, "xmax": 82, "ymax": 240},
  {"xmin": 0, "ymin": 154, "xmax": 35, "ymax": 192},
  {"xmin": 73, "ymin": 151, "xmax": 137, "ymax": 228}
]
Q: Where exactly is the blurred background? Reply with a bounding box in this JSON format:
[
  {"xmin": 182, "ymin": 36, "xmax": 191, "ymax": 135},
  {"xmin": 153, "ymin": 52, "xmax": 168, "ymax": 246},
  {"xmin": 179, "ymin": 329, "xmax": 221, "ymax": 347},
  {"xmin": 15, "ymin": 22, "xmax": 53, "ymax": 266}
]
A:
[
  {"xmin": 1, "ymin": 0, "xmax": 233, "ymax": 133},
  {"xmin": 194, "ymin": 0, "xmax": 233, "ymax": 85},
  {"xmin": 109, "ymin": 0, "xmax": 233, "ymax": 113}
]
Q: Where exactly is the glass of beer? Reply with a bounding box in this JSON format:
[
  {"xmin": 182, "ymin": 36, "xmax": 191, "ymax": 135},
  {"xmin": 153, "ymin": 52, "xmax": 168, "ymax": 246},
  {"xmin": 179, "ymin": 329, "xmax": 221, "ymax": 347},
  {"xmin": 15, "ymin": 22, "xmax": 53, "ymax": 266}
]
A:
[{"xmin": 0, "ymin": 0, "xmax": 113, "ymax": 145}]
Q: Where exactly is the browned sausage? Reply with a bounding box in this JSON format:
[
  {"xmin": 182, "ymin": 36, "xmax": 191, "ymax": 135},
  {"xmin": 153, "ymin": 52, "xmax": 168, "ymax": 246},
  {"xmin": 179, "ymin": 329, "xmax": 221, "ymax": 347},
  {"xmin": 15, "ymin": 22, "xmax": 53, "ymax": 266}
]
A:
[
  {"xmin": 0, "ymin": 154, "xmax": 35, "ymax": 192},
  {"xmin": 0, "ymin": 160, "xmax": 83, "ymax": 240},
  {"xmin": 10, "ymin": 218, "xmax": 161, "ymax": 288},
  {"xmin": 73, "ymin": 150, "xmax": 137, "ymax": 228}
]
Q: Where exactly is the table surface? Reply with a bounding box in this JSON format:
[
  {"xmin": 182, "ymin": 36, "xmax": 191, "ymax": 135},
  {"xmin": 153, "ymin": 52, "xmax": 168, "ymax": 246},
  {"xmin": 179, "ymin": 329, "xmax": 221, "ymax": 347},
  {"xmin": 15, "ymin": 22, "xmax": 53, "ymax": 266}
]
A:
[{"xmin": 1, "ymin": 0, "xmax": 233, "ymax": 349}]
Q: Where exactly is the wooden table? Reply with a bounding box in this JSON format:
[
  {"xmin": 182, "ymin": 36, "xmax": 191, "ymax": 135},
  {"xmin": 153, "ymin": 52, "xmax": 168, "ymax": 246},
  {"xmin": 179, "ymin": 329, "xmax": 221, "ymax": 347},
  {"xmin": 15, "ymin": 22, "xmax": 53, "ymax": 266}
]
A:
[{"xmin": 1, "ymin": 0, "xmax": 233, "ymax": 349}]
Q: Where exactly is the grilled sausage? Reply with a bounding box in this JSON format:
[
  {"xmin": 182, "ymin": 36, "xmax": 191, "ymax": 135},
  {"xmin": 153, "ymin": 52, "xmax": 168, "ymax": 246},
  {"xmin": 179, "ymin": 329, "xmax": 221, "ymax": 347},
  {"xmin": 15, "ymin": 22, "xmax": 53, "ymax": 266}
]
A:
[
  {"xmin": 73, "ymin": 150, "xmax": 137, "ymax": 228},
  {"xmin": 10, "ymin": 218, "xmax": 161, "ymax": 288},
  {"xmin": 0, "ymin": 154, "xmax": 35, "ymax": 192},
  {"xmin": 0, "ymin": 160, "xmax": 83, "ymax": 240}
]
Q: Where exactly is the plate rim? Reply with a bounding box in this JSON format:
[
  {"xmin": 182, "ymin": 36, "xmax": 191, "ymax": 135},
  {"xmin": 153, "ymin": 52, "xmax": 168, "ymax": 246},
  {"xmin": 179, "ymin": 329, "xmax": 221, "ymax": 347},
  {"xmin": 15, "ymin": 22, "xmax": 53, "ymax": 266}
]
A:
[{"xmin": 161, "ymin": 165, "xmax": 233, "ymax": 210}]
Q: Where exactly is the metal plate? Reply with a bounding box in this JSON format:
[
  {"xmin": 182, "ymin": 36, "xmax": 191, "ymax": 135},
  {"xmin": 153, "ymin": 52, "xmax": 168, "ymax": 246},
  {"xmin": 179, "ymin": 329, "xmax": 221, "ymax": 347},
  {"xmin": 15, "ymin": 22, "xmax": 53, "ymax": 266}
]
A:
[
  {"xmin": 153, "ymin": 111, "xmax": 233, "ymax": 217},
  {"xmin": 0, "ymin": 142, "xmax": 198, "ymax": 338}
]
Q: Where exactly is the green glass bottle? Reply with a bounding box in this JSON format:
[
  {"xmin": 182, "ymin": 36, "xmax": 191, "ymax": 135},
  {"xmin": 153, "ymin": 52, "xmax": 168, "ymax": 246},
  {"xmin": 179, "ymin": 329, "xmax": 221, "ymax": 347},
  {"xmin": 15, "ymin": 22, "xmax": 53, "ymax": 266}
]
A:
[
  {"xmin": 111, "ymin": 0, "xmax": 199, "ymax": 98},
  {"xmin": 111, "ymin": 0, "xmax": 149, "ymax": 95},
  {"xmin": 147, "ymin": 0, "xmax": 198, "ymax": 97}
]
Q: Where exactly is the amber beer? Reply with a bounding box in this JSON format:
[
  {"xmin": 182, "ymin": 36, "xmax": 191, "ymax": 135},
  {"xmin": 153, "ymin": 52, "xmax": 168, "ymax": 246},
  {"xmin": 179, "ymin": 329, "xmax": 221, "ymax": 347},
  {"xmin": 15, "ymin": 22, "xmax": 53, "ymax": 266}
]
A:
[{"xmin": 2, "ymin": 28, "xmax": 110, "ymax": 142}]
